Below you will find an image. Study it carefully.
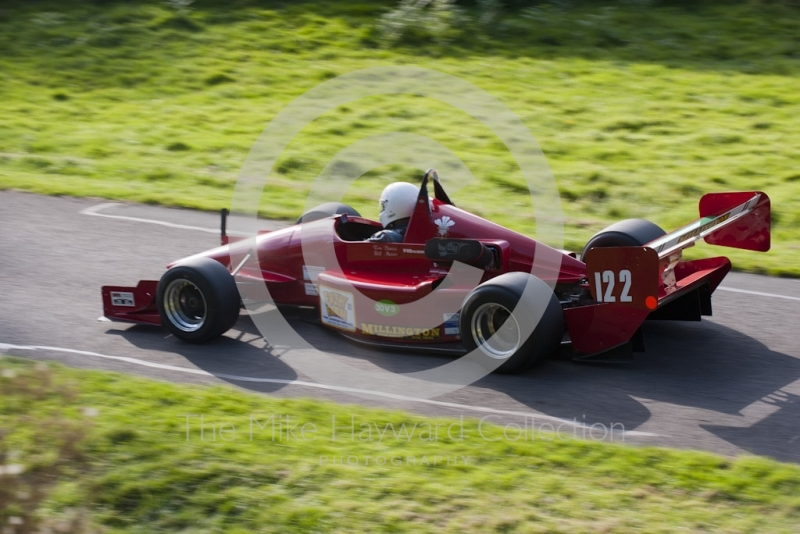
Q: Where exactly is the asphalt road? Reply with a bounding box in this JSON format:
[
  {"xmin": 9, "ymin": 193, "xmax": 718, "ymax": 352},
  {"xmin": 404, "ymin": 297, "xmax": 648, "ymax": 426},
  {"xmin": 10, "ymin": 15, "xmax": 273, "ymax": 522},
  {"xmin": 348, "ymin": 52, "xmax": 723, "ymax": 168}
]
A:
[{"xmin": 2, "ymin": 190, "xmax": 799, "ymax": 462}]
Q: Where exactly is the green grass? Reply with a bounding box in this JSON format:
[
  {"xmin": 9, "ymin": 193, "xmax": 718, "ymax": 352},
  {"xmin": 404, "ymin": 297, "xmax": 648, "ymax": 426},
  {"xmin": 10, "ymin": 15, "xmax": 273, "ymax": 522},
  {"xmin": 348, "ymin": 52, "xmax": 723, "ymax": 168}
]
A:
[
  {"xmin": 2, "ymin": 356, "xmax": 800, "ymax": 533},
  {"xmin": 1, "ymin": 1, "xmax": 799, "ymax": 274}
]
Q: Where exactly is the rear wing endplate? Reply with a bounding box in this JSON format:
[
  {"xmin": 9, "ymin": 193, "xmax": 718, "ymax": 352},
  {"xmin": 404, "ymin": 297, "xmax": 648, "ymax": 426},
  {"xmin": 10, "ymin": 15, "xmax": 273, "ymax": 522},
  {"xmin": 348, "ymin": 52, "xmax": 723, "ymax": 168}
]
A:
[{"xmin": 647, "ymin": 192, "xmax": 770, "ymax": 258}]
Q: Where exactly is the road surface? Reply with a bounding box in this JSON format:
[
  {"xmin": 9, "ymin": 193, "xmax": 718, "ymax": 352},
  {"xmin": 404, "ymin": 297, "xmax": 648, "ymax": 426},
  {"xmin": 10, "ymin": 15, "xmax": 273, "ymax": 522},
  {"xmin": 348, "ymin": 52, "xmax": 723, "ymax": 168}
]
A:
[{"xmin": 1, "ymin": 191, "xmax": 799, "ymax": 462}]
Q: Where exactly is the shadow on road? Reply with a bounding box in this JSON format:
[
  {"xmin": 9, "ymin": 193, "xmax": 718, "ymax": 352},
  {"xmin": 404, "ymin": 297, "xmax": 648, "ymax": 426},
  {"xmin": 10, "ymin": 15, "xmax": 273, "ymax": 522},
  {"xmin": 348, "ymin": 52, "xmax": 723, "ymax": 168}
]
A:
[
  {"xmin": 110, "ymin": 312, "xmax": 800, "ymax": 462},
  {"xmin": 494, "ymin": 319, "xmax": 800, "ymax": 462},
  {"xmin": 703, "ymin": 392, "xmax": 800, "ymax": 464},
  {"xmin": 108, "ymin": 316, "xmax": 299, "ymax": 395}
]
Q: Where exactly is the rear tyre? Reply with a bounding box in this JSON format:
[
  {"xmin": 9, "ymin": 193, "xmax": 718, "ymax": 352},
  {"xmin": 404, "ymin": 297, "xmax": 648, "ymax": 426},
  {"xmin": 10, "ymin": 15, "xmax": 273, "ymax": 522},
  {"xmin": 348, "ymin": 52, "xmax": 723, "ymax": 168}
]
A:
[
  {"xmin": 157, "ymin": 257, "xmax": 240, "ymax": 343},
  {"xmin": 460, "ymin": 272, "xmax": 564, "ymax": 374},
  {"xmin": 296, "ymin": 202, "xmax": 360, "ymax": 224},
  {"xmin": 581, "ymin": 219, "xmax": 666, "ymax": 261}
]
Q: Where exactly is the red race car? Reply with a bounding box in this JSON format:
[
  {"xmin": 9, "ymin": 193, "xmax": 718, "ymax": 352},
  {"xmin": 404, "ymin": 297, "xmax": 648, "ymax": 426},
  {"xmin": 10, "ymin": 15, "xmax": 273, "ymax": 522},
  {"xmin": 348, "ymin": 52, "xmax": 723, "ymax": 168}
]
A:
[{"xmin": 102, "ymin": 170, "xmax": 770, "ymax": 373}]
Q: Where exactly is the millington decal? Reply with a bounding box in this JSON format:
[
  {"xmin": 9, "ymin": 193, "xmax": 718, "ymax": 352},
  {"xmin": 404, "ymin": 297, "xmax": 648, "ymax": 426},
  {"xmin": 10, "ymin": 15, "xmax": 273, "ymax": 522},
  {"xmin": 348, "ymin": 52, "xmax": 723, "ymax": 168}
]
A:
[{"xmin": 360, "ymin": 323, "xmax": 441, "ymax": 340}]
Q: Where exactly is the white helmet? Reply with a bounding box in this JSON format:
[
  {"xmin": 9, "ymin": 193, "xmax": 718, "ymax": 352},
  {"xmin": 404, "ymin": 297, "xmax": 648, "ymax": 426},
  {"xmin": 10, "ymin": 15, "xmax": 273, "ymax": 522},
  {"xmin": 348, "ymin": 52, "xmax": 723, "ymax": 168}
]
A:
[{"xmin": 379, "ymin": 182, "xmax": 419, "ymax": 227}]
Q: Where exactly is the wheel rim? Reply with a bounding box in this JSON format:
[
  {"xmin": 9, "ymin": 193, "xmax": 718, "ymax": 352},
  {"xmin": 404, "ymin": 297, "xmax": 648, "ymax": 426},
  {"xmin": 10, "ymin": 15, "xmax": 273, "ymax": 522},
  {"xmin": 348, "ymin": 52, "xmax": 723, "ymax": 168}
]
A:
[
  {"xmin": 470, "ymin": 302, "xmax": 521, "ymax": 360},
  {"xmin": 164, "ymin": 279, "xmax": 207, "ymax": 332}
]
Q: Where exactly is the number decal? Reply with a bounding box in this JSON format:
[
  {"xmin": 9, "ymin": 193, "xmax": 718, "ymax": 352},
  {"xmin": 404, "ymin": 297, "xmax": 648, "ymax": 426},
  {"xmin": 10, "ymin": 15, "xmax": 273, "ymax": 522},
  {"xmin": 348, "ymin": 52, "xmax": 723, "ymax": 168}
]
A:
[
  {"xmin": 619, "ymin": 269, "xmax": 632, "ymax": 302},
  {"xmin": 594, "ymin": 269, "xmax": 633, "ymax": 303},
  {"xmin": 584, "ymin": 246, "xmax": 658, "ymax": 311},
  {"xmin": 602, "ymin": 270, "xmax": 616, "ymax": 302},
  {"xmin": 594, "ymin": 272, "xmax": 602, "ymax": 301}
]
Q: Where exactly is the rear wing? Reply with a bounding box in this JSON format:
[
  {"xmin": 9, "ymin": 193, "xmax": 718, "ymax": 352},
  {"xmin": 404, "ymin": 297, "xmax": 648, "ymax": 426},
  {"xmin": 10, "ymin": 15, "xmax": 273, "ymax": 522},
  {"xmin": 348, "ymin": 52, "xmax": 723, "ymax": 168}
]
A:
[
  {"xmin": 570, "ymin": 191, "xmax": 769, "ymax": 355},
  {"xmin": 647, "ymin": 191, "xmax": 770, "ymax": 259},
  {"xmin": 583, "ymin": 191, "xmax": 770, "ymax": 312}
]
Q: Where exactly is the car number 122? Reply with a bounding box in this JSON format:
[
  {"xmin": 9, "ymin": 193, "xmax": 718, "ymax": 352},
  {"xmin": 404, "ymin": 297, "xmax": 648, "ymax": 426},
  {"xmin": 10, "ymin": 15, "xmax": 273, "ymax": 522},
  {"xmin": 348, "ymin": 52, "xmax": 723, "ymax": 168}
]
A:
[{"xmin": 594, "ymin": 269, "xmax": 632, "ymax": 303}]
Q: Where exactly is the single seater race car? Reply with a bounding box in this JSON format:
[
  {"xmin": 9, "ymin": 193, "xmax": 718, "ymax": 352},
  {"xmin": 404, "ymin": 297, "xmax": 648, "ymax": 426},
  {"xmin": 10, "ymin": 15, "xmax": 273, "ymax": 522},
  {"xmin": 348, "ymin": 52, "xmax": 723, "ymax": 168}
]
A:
[{"xmin": 102, "ymin": 170, "xmax": 771, "ymax": 373}]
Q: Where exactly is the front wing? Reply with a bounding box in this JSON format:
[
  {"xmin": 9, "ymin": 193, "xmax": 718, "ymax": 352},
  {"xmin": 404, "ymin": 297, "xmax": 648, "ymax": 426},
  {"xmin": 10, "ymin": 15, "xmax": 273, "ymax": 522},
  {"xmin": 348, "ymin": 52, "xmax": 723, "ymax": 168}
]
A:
[{"xmin": 102, "ymin": 280, "xmax": 160, "ymax": 325}]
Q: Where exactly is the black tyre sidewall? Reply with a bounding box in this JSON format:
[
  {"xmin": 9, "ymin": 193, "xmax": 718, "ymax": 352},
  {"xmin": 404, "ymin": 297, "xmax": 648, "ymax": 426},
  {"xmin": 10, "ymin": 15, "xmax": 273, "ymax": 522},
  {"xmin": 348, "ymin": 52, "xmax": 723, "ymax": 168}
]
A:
[
  {"xmin": 460, "ymin": 273, "xmax": 564, "ymax": 374},
  {"xmin": 581, "ymin": 219, "xmax": 666, "ymax": 261},
  {"xmin": 157, "ymin": 258, "xmax": 240, "ymax": 343}
]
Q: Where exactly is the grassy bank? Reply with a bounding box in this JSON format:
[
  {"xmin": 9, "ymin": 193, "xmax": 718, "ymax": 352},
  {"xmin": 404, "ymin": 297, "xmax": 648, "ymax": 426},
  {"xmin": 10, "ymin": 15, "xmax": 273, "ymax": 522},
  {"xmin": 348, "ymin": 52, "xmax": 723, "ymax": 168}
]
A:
[
  {"xmin": 1, "ymin": 356, "xmax": 800, "ymax": 533},
  {"xmin": 0, "ymin": 1, "xmax": 798, "ymax": 274}
]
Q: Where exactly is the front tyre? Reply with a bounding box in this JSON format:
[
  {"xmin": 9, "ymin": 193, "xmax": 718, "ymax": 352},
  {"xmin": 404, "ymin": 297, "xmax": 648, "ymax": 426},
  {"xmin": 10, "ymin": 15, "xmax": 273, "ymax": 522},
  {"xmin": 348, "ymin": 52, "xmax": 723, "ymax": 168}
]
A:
[
  {"xmin": 157, "ymin": 257, "xmax": 240, "ymax": 343},
  {"xmin": 460, "ymin": 272, "xmax": 564, "ymax": 374}
]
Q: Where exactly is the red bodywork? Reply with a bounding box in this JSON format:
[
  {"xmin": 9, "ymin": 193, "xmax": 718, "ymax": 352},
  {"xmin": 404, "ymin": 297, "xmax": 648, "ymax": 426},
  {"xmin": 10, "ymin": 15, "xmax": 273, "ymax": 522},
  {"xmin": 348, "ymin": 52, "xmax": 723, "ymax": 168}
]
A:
[{"xmin": 102, "ymin": 179, "xmax": 771, "ymax": 357}]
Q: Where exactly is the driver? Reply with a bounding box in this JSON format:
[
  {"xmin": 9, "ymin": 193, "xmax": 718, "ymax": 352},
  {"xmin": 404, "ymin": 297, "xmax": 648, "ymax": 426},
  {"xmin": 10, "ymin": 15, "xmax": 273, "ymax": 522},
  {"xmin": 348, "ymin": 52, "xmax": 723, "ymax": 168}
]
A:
[{"xmin": 367, "ymin": 182, "xmax": 419, "ymax": 243}]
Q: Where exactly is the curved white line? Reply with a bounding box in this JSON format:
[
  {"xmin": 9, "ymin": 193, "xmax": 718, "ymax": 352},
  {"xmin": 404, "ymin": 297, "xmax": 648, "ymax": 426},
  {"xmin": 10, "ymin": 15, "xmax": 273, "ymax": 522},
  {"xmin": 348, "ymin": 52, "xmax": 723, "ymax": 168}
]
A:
[
  {"xmin": 717, "ymin": 286, "xmax": 800, "ymax": 302},
  {"xmin": 0, "ymin": 342, "xmax": 659, "ymax": 438},
  {"xmin": 80, "ymin": 203, "xmax": 249, "ymax": 236}
]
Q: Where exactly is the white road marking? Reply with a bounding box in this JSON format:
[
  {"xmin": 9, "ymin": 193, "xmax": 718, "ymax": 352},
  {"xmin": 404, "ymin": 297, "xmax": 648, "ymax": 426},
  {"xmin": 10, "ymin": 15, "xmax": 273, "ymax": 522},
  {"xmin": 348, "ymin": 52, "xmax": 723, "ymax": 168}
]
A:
[
  {"xmin": 80, "ymin": 203, "xmax": 249, "ymax": 236},
  {"xmin": 717, "ymin": 286, "xmax": 800, "ymax": 302},
  {"xmin": 0, "ymin": 342, "xmax": 659, "ymax": 438}
]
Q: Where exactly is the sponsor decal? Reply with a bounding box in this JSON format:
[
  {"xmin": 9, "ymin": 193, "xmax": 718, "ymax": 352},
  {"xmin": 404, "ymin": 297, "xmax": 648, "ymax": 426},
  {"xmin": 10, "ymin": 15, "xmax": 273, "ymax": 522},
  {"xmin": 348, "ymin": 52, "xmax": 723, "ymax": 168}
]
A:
[
  {"xmin": 402, "ymin": 248, "xmax": 425, "ymax": 255},
  {"xmin": 676, "ymin": 213, "xmax": 731, "ymax": 244},
  {"xmin": 110, "ymin": 291, "xmax": 135, "ymax": 307},
  {"xmin": 374, "ymin": 299, "xmax": 399, "ymax": 317},
  {"xmin": 360, "ymin": 323, "xmax": 441, "ymax": 340},
  {"xmin": 304, "ymin": 283, "xmax": 318, "ymax": 296},
  {"xmin": 437, "ymin": 241, "xmax": 469, "ymax": 257},
  {"xmin": 303, "ymin": 265, "xmax": 325, "ymax": 282},
  {"xmin": 434, "ymin": 215, "xmax": 455, "ymax": 237},
  {"xmin": 372, "ymin": 244, "xmax": 400, "ymax": 257},
  {"xmin": 443, "ymin": 312, "xmax": 460, "ymax": 336},
  {"xmin": 320, "ymin": 286, "xmax": 356, "ymax": 332}
]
